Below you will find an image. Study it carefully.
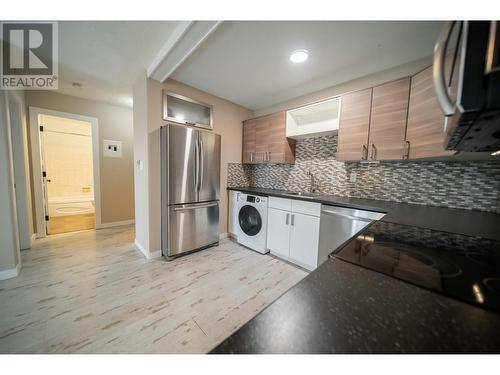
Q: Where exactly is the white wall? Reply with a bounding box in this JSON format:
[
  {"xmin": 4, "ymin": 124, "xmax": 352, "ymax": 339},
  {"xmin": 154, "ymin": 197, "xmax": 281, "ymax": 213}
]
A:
[
  {"xmin": 254, "ymin": 57, "xmax": 432, "ymax": 116},
  {"xmin": 8, "ymin": 91, "xmax": 34, "ymax": 250},
  {"xmin": 0, "ymin": 91, "xmax": 22, "ymax": 279},
  {"xmin": 132, "ymin": 73, "xmax": 151, "ymax": 254}
]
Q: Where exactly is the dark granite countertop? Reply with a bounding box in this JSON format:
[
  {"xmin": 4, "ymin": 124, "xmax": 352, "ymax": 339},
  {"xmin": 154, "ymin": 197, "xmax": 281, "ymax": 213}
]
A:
[
  {"xmin": 228, "ymin": 186, "xmax": 500, "ymax": 241},
  {"xmin": 211, "ymin": 257, "xmax": 500, "ymax": 353},
  {"xmin": 214, "ymin": 186, "xmax": 500, "ymax": 353}
]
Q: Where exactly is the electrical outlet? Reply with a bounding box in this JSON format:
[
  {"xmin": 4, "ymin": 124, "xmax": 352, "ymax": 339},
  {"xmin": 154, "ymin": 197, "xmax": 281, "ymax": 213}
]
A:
[
  {"xmin": 349, "ymin": 172, "xmax": 357, "ymax": 183},
  {"xmin": 103, "ymin": 139, "xmax": 122, "ymax": 158}
]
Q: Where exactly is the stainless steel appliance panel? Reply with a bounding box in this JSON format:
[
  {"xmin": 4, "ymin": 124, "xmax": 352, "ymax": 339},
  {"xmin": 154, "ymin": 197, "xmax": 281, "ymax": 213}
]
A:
[
  {"xmin": 167, "ymin": 124, "xmax": 199, "ymax": 205},
  {"xmin": 318, "ymin": 205, "xmax": 385, "ymax": 266},
  {"xmin": 168, "ymin": 201, "xmax": 219, "ymax": 257},
  {"xmin": 198, "ymin": 130, "xmax": 221, "ymax": 202}
]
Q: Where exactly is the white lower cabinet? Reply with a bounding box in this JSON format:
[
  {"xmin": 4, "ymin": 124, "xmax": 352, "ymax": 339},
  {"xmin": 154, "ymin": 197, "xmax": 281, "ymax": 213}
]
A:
[
  {"xmin": 267, "ymin": 208, "xmax": 290, "ymax": 258},
  {"xmin": 228, "ymin": 191, "xmax": 240, "ymax": 238},
  {"xmin": 289, "ymin": 213, "xmax": 320, "ymax": 270},
  {"xmin": 267, "ymin": 197, "xmax": 321, "ymax": 271}
]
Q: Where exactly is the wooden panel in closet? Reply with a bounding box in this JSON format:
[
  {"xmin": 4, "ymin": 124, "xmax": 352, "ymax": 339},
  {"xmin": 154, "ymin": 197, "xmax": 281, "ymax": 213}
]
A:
[
  {"xmin": 368, "ymin": 77, "xmax": 411, "ymax": 160},
  {"xmin": 336, "ymin": 88, "xmax": 372, "ymax": 161}
]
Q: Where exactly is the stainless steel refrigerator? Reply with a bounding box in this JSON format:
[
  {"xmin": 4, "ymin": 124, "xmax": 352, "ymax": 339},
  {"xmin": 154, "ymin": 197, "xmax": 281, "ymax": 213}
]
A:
[{"xmin": 160, "ymin": 123, "xmax": 221, "ymax": 259}]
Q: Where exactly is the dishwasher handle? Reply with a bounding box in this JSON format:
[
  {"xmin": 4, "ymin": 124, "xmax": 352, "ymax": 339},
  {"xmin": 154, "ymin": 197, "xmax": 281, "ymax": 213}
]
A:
[{"xmin": 321, "ymin": 207, "xmax": 385, "ymax": 222}]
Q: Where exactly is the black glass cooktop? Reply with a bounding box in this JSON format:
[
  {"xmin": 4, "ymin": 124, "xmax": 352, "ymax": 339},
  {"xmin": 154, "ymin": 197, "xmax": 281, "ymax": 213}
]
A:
[{"xmin": 333, "ymin": 221, "xmax": 500, "ymax": 313}]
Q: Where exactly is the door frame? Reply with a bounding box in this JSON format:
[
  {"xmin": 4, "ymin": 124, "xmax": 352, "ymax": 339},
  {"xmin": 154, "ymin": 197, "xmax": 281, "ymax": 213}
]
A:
[{"xmin": 29, "ymin": 106, "xmax": 101, "ymax": 238}]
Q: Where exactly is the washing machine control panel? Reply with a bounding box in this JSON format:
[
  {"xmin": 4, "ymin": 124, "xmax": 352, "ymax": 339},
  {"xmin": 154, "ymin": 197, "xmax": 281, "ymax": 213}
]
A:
[{"xmin": 241, "ymin": 194, "xmax": 267, "ymax": 204}]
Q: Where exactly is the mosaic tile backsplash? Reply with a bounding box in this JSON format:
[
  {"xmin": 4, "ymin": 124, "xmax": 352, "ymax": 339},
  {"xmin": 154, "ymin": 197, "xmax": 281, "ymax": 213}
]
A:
[{"xmin": 227, "ymin": 135, "xmax": 500, "ymax": 213}]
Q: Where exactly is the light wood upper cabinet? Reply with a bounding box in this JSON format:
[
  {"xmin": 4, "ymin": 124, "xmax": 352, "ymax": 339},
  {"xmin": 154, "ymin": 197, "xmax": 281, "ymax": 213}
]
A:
[
  {"xmin": 242, "ymin": 112, "xmax": 295, "ymax": 164},
  {"xmin": 368, "ymin": 77, "xmax": 411, "ymax": 160},
  {"xmin": 406, "ymin": 66, "xmax": 455, "ymax": 159},
  {"xmin": 336, "ymin": 88, "xmax": 372, "ymax": 161},
  {"xmin": 242, "ymin": 118, "xmax": 257, "ymax": 163}
]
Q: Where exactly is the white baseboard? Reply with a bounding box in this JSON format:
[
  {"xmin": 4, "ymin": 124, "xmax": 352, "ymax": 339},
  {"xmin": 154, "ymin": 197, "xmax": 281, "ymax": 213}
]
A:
[
  {"xmin": 0, "ymin": 262, "xmax": 21, "ymax": 280},
  {"xmin": 219, "ymin": 232, "xmax": 229, "ymax": 240},
  {"xmin": 31, "ymin": 233, "xmax": 36, "ymax": 244},
  {"xmin": 134, "ymin": 238, "xmax": 162, "ymax": 260},
  {"xmin": 97, "ymin": 219, "xmax": 135, "ymax": 229}
]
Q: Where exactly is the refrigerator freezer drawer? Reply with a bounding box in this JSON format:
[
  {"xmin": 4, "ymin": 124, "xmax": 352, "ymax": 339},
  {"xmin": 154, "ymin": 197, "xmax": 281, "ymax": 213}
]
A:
[{"xmin": 166, "ymin": 201, "xmax": 219, "ymax": 258}]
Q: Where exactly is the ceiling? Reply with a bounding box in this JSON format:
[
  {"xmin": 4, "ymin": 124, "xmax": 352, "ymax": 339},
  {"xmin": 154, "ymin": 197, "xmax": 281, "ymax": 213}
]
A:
[
  {"xmin": 171, "ymin": 21, "xmax": 444, "ymax": 110},
  {"xmin": 56, "ymin": 21, "xmax": 179, "ymax": 107}
]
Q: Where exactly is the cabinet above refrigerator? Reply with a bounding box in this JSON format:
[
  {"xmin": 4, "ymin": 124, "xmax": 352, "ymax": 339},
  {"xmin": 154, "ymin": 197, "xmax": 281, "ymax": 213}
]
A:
[{"xmin": 163, "ymin": 91, "xmax": 213, "ymax": 130}]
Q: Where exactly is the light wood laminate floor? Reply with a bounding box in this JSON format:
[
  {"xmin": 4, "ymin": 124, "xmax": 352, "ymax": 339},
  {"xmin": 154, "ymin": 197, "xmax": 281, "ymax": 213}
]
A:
[{"xmin": 0, "ymin": 226, "xmax": 307, "ymax": 353}]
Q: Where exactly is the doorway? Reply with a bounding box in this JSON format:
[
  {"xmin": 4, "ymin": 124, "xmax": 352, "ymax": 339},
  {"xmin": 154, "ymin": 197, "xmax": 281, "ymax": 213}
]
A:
[
  {"xmin": 29, "ymin": 107, "xmax": 101, "ymax": 237},
  {"xmin": 40, "ymin": 115, "xmax": 95, "ymax": 234}
]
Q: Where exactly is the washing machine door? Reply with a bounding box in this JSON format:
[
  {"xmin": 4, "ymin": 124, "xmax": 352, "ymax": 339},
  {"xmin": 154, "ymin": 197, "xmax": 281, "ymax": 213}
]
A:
[{"xmin": 238, "ymin": 205, "xmax": 262, "ymax": 236}]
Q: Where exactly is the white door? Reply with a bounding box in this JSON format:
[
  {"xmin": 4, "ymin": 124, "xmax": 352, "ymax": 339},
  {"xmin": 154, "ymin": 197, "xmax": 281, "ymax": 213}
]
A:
[
  {"xmin": 267, "ymin": 207, "xmax": 290, "ymax": 258},
  {"xmin": 289, "ymin": 213, "xmax": 320, "ymax": 270}
]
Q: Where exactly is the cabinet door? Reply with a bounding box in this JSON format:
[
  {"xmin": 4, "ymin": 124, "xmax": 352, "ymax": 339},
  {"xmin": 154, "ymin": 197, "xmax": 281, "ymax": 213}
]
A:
[
  {"xmin": 337, "ymin": 88, "xmax": 372, "ymax": 161},
  {"xmin": 255, "ymin": 116, "xmax": 268, "ymax": 163},
  {"xmin": 406, "ymin": 66, "xmax": 456, "ymax": 159},
  {"xmin": 289, "ymin": 213, "xmax": 320, "ymax": 270},
  {"xmin": 267, "ymin": 112, "xmax": 295, "ymax": 164},
  {"xmin": 368, "ymin": 77, "xmax": 411, "ymax": 160},
  {"xmin": 242, "ymin": 119, "xmax": 257, "ymax": 163},
  {"xmin": 266, "ymin": 208, "xmax": 290, "ymax": 258}
]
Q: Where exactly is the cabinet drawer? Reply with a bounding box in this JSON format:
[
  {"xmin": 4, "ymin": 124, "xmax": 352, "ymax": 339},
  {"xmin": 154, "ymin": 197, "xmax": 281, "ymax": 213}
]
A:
[
  {"xmin": 268, "ymin": 196, "xmax": 292, "ymax": 211},
  {"xmin": 291, "ymin": 200, "xmax": 321, "ymax": 217}
]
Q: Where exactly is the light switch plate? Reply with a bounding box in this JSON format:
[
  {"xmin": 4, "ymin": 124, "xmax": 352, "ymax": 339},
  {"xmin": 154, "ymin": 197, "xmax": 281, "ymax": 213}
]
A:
[{"xmin": 103, "ymin": 139, "xmax": 122, "ymax": 158}]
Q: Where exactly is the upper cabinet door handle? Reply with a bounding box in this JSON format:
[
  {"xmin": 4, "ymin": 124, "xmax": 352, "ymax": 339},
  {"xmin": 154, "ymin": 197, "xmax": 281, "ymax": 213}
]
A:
[
  {"xmin": 404, "ymin": 140, "xmax": 410, "ymax": 159},
  {"xmin": 370, "ymin": 143, "xmax": 376, "ymax": 160},
  {"xmin": 362, "ymin": 144, "xmax": 368, "ymax": 160}
]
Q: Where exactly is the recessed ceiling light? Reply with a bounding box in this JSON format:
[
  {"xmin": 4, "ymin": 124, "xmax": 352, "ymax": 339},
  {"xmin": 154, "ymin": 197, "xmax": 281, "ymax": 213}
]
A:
[
  {"xmin": 290, "ymin": 49, "xmax": 309, "ymax": 64},
  {"xmin": 491, "ymin": 150, "xmax": 500, "ymax": 156}
]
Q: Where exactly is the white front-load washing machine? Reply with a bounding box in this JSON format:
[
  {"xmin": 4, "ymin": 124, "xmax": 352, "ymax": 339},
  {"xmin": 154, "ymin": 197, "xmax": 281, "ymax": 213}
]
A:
[{"xmin": 236, "ymin": 193, "xmax": 268, "ymax": 254}]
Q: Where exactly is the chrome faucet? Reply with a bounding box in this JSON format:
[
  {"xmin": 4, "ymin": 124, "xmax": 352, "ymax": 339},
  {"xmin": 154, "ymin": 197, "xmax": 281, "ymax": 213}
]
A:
[{"xmin": 307, "ymin": 170, "xmax": 319, "ymax": 193}]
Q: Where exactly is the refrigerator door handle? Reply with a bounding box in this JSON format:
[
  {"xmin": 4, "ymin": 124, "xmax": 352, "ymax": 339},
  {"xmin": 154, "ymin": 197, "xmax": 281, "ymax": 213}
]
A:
[
  {"xmin": 199, "ymin": 137, "xmax": 204, "ymax": 193},
  {"xmin": 194, "ymin": 138, "xmax": 199, "ymax": 193},
  {"xmin": 173, "ymin": 202, "xmax": 218, "ymax": 211}
]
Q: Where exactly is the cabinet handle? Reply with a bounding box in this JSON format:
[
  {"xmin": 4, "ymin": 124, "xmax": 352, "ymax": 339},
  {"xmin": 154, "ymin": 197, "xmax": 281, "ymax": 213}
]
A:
[
  {"xmin": 370, "ymin": 143, "xmax": 376, "ymax": 160},
  {"xmin": 291, "ymin": 214, "xmax": 295, "ymax": 226},
  {"xmin": 286, "ymin": 213, "xmax": 290, "ymax": 225},
  {"xmin": 250, "ymin": 152, "xmax": 253, "ymax": 162},
  {"xmin": 403, "ymin": 140, "xmax": 410, "ymax": 159},
  {"xmin": 362, "ymin": 144, "xmax": 368, "ymax": 160}
]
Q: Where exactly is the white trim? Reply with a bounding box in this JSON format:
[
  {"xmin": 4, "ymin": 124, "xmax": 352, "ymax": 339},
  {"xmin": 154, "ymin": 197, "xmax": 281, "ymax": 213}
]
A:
[
  {"xmin": 219, "ymin": 232, "xmax": 229, "ymax": 240},
  {"xmin": 134, "ymin": 238, "xmax": 162, "ymax": 260},
  {"xmin": 148, "ymin": 21, "xmax": 222, "ymax": 82},
  {"xmin": 31, "ymin": 233, "xmax": 36, "ymax": 244},
  {"xmin": 29, "ymin": 107, "xmax": 101, "ymax": 238},
  {"xmin": 0, "ymin": 262, "xmax": 21, "ymax": 281},
  {"xmin": 147, "ymin": 21, "xmax": 193, "ymax": 78},
  {"xmin": 96, "ymin": 219, "xmax": 135, "ymax": 229}
]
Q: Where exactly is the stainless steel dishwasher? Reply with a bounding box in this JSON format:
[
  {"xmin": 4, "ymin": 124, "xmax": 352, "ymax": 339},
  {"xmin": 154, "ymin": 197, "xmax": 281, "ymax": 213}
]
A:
[{"xmin": 318, "ymin": 205, "xmax": 385, "ymax": 265}]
